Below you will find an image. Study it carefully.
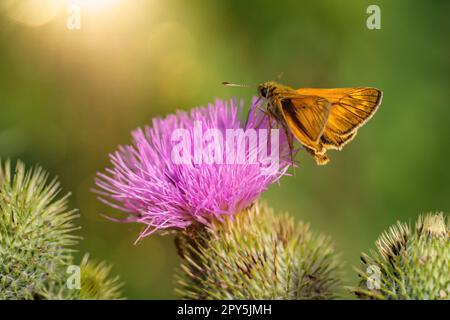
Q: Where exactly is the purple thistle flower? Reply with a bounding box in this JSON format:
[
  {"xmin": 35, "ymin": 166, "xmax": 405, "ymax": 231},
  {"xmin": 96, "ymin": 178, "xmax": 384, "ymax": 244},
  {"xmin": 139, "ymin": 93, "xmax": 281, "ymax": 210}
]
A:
[{"xmin": 95, "ymin": 97, "xmax": 295, "ymax": 241}]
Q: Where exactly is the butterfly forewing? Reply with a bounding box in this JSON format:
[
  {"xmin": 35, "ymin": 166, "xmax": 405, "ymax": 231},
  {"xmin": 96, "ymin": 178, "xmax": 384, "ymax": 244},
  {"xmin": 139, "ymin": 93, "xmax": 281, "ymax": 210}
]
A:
[{"xmin": 295, "ymin": 87, "xmax": 382, "ymax": 150}]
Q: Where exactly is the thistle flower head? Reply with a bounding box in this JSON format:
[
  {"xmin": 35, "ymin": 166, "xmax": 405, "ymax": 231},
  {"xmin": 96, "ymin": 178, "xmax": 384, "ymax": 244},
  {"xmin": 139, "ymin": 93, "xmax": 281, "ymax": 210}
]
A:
[
  {"xmin": 352, "ymin": 213, "xmax": 450, "ymax": 300},
  {"xmin": 0, "ymin": 160, "xmax": 79, "ymax": 299},
  {"xmin": 73, "ymin": 254, "xmax": 123, "ymax": 300},
  {"xmin": 0, "ymin": 160, "xmax": 123, "ymax": 300},
  {"xmin": 96, "ymin": 98, "xmax": 294, "ymax": 240},
  {"xmin": 175, "ymin": 201, "xmax": 340, "ymax": 299}
]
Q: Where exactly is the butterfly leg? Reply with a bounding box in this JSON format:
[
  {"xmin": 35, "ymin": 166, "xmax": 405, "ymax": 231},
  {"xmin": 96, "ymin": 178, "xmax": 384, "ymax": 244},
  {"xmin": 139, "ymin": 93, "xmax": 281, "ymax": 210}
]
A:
[
  {"xmin": 286, "ymin": 128, "xmax": 296, "ymax": 173},
  {"xmin": 252, "ymin": 100, "xmax": 271, "ymax": 129},
  {"xmin": 246, "ymin": 97, "xmax": 264, "ymax": 128},
  {"xmin": 254, "ymin": 111, "xmax": 269, "ymax": 129},
  {"xmin": 277, "ymin": 121, "xmax": 296, "ymax": 173}
]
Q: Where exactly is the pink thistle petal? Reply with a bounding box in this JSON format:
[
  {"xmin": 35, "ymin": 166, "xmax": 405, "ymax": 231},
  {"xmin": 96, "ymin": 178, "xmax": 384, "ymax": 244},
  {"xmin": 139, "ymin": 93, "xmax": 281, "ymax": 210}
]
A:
[{"xmin": 95, "ymin": 97, "xmax": 296, "ymax": 241}]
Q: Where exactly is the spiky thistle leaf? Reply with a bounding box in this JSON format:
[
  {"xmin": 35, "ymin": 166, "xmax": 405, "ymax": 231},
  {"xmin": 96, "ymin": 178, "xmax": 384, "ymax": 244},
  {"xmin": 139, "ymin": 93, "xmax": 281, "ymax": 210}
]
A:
[
  {"xmin": 175, "ymin": 201, "xmax": 340, "ymax": 299},
  {"xmin": 352, "ymin": 213, "xmax": 450, "ymax": 300}
]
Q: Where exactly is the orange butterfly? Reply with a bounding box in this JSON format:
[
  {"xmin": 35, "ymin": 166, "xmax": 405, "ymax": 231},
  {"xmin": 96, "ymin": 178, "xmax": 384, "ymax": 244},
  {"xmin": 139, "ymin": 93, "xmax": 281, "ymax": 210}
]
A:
[{"xmin": 225, "ymin": 81, "xmax": 383, "ymax": 165}]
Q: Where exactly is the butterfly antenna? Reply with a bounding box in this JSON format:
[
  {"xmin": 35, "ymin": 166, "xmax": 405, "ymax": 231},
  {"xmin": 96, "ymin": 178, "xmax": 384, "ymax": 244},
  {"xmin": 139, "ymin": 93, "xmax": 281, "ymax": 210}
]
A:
[
  {"xmin": 275, "ymin": 71, "xmax": 284, "ymax": 80},
  {"xmin": 222, "ymin": 81, "xmax": 251, "ymax": 88}
]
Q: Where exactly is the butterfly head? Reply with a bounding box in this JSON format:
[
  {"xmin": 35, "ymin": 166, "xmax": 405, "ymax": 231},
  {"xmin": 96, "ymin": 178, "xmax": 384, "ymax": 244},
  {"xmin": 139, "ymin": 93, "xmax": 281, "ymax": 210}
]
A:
[{"xmin": 257, "ymin": 81, "xmax": 278, "ymax": 99}]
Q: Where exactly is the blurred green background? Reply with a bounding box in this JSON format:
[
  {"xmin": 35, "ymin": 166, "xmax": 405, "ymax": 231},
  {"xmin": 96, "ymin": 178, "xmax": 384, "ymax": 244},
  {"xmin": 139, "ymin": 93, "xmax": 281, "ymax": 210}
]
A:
[{"xmin": 0, "ymin": 0, "xmax": 448, "ymax": 299}]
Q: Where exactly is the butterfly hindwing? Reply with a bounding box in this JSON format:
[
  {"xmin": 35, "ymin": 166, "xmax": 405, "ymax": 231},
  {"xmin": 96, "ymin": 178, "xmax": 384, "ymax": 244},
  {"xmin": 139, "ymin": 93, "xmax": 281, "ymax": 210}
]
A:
[
  {"xmin": 279, "ymin": 95, "xmax": 331, "ymax": 151},
  {"xmin": 321, "ymin": 130, "xmax": 356, "ymax": 150}
]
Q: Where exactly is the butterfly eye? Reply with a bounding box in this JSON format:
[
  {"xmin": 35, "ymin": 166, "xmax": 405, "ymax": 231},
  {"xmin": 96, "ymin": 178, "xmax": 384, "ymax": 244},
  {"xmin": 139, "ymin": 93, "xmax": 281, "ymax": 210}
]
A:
[{"xmin": 260, "ymin": 87, "xmax": 268, "ymax": 98}]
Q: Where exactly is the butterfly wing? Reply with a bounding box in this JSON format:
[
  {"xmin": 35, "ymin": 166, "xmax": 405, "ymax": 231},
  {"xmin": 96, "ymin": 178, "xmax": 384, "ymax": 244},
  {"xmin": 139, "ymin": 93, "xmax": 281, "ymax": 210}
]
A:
[
  {"xmin": 278, "ymin": 94, "xmax": 331, "ymax": 155},
  {"xmin": 295, "ymin": 87, "xmax": 382, "ymax": 150}
]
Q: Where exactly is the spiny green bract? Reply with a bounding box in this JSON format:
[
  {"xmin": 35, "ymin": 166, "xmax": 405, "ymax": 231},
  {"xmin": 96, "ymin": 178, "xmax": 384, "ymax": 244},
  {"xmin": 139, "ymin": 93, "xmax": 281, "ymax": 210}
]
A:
[
  {"xmin": 0, "ymin": 160, "xmax": 122, "ymax": 300},
  {"xmin": 74, "ymin": 254, "xmax": 123, "ymax": 300},
  {"xmin": 0, "ymin": 160, "xmax": 79, "ymax": 299},
  {"xmin": 353, "ymin": 213, "xmax": 450, "ymax": 300},
  {"xmin": 175, "ymin": 201, "xmax": 340, "ymax": 299}
]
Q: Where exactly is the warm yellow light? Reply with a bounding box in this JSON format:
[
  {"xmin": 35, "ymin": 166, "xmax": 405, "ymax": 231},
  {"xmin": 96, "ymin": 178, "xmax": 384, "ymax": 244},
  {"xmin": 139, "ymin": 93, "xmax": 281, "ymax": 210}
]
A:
[
  {"xmin": 6, "ymin": 0, "xmax": 61, "ymax": 27},
  {"xmin": 66, "ymin": 0, "xmax": 121, "ymax": 12},
  {"xmin": 4, "ymin": 0, "xmax": 123, "ymax": 27}
]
